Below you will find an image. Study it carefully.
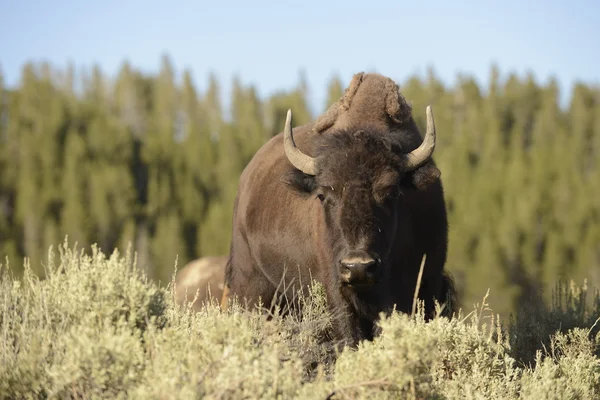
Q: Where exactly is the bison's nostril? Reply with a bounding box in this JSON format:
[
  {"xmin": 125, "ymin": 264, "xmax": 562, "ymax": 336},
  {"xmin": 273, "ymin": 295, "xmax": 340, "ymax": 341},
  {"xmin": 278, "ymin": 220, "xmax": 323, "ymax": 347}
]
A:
[{"xmin": 340, "ymin": 257, "xmax": 376, "ymax": 284}]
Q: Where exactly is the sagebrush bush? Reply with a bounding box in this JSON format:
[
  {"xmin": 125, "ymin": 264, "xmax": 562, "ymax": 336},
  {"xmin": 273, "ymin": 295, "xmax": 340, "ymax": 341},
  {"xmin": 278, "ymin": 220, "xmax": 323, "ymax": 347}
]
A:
[
  {"xmin": 0, "ymin": 239, "xmax": 167, "ymax": 399},
  {"xmin": 509, "ymin": 279, "xmax": 600, "ymax": 365},
  {"xmin": 1, "ymin": 240, "xmax": 598, "ymax": 399},
  {"xmin": 519, "ymin": 328, "xmax": 600, "ymax": 399}
]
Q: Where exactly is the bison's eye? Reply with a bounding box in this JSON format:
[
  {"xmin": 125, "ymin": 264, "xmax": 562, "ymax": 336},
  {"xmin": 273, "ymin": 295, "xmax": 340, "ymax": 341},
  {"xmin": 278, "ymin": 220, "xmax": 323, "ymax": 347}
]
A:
[
  {"xmin": 374, "ymin": 186, "xmax": 400, "ymax": 205},
  {"xmin": 316, "ymin": 193, "xmax": 325, "ymax": 202},
  {"xmin": 384, "ymin": 185, "xmax": 403, "ymax": 200},
  {"xmin": 389, "ymin": 186, "xmax": 403, "ymax": 199}
]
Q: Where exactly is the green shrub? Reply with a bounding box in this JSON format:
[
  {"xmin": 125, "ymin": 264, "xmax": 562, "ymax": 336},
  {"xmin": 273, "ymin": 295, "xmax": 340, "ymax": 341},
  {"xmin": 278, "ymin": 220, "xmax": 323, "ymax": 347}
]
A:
[
  {"xmin": 1, "ymin": 240, "xmax": 598, "ymax": 399},
  {"xmin": 509, "ymin": 279, "xmax": 600, "ymax": 365}
]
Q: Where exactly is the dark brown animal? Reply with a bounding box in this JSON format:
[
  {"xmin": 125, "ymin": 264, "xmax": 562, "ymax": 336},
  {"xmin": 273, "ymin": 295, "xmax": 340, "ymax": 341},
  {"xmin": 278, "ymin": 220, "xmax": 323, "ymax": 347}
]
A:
[
  {"xmin": 174, "ymin": 255, "xmax": 227, "ymax": 311},
  {"xmin": 223, "ymin": 73, "xmax": 456, "ymax": 347}
]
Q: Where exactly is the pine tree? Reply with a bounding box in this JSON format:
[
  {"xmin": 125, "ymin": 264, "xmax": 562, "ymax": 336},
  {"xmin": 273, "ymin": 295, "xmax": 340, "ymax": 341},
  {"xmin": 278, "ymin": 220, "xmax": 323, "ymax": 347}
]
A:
[
  {"xmin": 113, "ymin": 61, "xmax": 152, "ymax": 276},
  {"xmin": 143, "ymin": 55, "xmax": 186, "ymax": 280},
  {"xmin": 203, "ymin": 72, "xmax": 223, "ymax": 142},
  {"xmin": 0, "ymin": 67, "xmax": 18, "ymax": 264},
  {"xmin": 60, "ymin": 126, "xmax": 88, "ymax": 247},
  {"xmin": 230, "ymin": 75, "xmax": 266, "ymax": 167},
  {"xmin": 9, "ymin": 63, "xmax": 68, "ymax": 273},
  {"xmin": 196, "ymin": 72, "xmax": 229, "ymax": 256},
  {"xmin": 174, "ymin": 69, "xmax": 214, "ymax": 261}
]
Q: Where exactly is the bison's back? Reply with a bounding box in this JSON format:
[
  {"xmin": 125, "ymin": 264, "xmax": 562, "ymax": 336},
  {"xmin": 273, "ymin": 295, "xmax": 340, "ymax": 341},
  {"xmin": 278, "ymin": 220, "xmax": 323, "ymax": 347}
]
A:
[{"xmin": 175, "ymin": 255, "xmax": 228, "ymax": 311}]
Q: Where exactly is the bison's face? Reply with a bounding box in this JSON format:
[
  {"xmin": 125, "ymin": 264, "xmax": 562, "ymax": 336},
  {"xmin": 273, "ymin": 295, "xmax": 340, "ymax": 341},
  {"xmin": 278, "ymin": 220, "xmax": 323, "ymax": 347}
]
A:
[
  {"xmin": 312, "ymin": 137, "xmax": 404, "ymax": 288},
  {"xmin": 282, "ymin": 108, "xmax": 441, "ymax": 289}
]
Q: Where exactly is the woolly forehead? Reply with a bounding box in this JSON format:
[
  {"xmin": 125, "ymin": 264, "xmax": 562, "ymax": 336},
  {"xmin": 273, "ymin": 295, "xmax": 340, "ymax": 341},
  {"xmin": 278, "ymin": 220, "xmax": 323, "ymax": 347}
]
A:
[{"xmin": 312, "ymin": 129, "xmax": 403, "ymax": 189}]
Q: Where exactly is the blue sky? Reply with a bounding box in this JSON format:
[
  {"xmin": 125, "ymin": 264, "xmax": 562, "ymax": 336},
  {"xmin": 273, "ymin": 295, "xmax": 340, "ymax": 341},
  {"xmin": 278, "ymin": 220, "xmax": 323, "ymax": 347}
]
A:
[{"xmin": 1, "ymin": 0, "xmax": 598, "ymax": 114}]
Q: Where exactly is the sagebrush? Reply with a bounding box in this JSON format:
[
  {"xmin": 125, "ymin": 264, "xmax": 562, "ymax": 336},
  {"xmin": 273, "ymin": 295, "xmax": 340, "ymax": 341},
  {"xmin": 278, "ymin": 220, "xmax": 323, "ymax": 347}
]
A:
[{"xmin": 1, "ymin": 240, "xmax": 599, "ymax": 399}]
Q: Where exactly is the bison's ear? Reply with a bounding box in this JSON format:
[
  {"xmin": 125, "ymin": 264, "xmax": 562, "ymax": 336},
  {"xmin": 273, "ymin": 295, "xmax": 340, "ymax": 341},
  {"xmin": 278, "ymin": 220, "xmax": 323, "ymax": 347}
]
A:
[
  {"xmin": 407, "ymin": 161, "xmax": 441, "ymax": 190},
  {"xmin": 281, "ymin": 169, "xmax": 318, "ymax": 194}
]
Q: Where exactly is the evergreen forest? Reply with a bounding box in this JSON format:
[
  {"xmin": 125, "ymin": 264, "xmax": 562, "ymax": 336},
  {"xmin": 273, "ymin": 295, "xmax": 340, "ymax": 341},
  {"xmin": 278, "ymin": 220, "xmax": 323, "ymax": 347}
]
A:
[{"xmin": 1, "ymin": 55, "xmax": 599, "ymax": 319}]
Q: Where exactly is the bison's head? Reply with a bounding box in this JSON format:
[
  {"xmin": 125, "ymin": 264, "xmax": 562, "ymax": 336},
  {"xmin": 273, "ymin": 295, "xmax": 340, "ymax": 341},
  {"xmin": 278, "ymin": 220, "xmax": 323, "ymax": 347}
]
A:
[{"xmin": 283, "ymin": 108, "xmax": 440, "ymax": 289}]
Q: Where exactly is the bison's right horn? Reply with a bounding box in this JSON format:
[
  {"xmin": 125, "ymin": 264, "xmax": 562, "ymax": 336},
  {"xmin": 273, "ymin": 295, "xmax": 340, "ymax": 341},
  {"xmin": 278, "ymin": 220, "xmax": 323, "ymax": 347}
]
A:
[
  {"xmin": 404, "ymin": 106, "xmax": 437, "ymax": 170},
  {"xmin": 283, "ymin": 109, "xmax": 317, "ymax": 175}
]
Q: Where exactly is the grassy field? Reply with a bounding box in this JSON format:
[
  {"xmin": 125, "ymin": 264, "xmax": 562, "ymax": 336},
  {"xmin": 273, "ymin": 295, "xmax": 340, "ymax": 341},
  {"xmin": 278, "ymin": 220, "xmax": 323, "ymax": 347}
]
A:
[{"xmin": 1, "ymin": 239, "xmax": 599, "ymax": 399}]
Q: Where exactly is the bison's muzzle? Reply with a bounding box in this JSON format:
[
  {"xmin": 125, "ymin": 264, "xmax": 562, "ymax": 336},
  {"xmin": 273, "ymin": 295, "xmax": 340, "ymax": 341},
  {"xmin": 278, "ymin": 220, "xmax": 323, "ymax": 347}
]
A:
[{"xmin": 339, "ymin": 254, "xmax": 378, "ymax": 287}]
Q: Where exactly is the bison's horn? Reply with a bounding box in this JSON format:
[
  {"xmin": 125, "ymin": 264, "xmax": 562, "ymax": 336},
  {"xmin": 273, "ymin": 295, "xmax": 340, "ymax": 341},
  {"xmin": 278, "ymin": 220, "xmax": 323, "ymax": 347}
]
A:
[
  {"xmin": 404, "ymin": 106, "xmax": 437, "ymax": 170},
  {"xmin": 283, "ymin": 109, "xmax": 317, "ymax": 175}
]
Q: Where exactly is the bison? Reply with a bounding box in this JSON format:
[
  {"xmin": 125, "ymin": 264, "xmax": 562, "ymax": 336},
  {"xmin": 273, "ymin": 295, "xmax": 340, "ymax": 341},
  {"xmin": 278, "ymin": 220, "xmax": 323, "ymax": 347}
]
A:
[
  {"xmin": 174, "ymin": 255, "xmax": 227, "ymax": 312},
  {"xmin": 223, "ymin": 73, "xmax": 456, "ymax": 347}
]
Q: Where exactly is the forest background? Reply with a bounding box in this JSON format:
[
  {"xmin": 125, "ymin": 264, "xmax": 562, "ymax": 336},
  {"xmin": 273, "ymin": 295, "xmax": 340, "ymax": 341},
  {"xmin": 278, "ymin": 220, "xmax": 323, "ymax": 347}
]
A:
[{"xmin": 1, "ymin": 54, "xmax": 599, "ymax": 320}]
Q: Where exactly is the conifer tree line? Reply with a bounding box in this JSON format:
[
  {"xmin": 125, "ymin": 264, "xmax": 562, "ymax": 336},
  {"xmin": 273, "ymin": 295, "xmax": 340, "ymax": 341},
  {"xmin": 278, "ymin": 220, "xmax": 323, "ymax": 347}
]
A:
[{"xmin": 0, "ymin": 55, "xmax": 598, "ymax": 317}]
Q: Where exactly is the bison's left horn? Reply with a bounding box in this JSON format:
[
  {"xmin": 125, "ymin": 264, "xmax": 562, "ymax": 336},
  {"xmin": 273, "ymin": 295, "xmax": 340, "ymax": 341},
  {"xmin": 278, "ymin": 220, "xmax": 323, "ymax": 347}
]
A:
[
  {"xmin": 283, "ymin": 109, "xmax": 317, "ymax": 175},
  {"xmin": 404, "ymin": 106, "xmax": 437, "ymax": 170}
]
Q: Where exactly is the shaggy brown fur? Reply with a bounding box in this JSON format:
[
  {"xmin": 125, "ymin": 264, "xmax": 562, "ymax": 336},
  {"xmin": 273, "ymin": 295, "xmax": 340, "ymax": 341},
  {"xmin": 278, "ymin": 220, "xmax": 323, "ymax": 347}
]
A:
[
  {"xmin": 313, "ymin": 72, "xmax": 414, "ymax": 134},
  {"xmin": 174, "ymin": 255, "xmax": 227, "ymax": 312},
  {"xmin": 223, "ymin": 73, "xmax": 457, "ymax": 349}
]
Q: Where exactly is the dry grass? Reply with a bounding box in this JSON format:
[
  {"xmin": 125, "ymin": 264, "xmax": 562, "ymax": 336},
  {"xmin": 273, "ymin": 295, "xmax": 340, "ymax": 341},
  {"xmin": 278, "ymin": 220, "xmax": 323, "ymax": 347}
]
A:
[{"xmin": 1, "ymin": 239, "xmax": 599, "ymax": 399}]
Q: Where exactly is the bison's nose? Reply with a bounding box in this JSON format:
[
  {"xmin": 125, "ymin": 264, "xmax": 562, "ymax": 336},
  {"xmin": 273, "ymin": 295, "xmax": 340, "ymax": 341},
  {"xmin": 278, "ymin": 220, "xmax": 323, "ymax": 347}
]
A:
[{"xmin": 340, "ymin": 256, "xmax": 376, "ymax": 284}]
